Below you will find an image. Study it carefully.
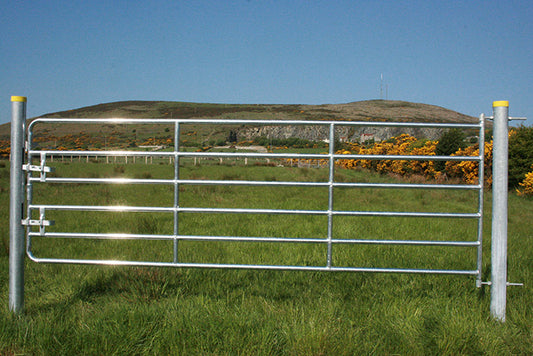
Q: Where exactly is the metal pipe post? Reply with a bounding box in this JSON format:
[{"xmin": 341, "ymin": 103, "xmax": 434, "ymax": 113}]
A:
[
  {"xmin": 490, "ymin": 100, "xmax": 509, "ymax": 322},
  {"xmin": 326, "ymin": 123, "xmax": 335, "ymax": 268},
  {"xmin": 173, "ymin": 122, "xmax": 180, "ymax": 262},
  {"xmin": 475, "ymin": 114, "xmax": 486, "ymax": 288},
  {"xmin": 9, "ymin": 96, "xmax": 27, "ymax": 313}
]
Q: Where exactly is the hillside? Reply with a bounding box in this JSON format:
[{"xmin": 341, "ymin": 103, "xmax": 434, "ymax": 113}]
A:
[
  {"xmin": 38, "ymin": 99, "xmax": 475, "ymax": 123},
  {"xmin": 0, "ymin": 100, "xmax": 478, "ymax": 142}
]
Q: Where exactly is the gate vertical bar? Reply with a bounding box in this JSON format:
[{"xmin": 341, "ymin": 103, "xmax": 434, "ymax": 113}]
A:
[
  {"xmin": 9, "ymin": 96, "xmax": 27, "ymax": 314},
  {"xmin": 490, "ymin": 100, "xmax": 509, "ymax": 322},
  {"xmin": 173, "ymin": 122, "xmax": 180, "ymax": 262},
  {"xmin": 25, "ymin": 124, "xmax": 34, "ymax": 270},
  {"xmin": 326, "ymin": 123, "xmax": 335, "ymax": 268},
  {"xmin": 476, "ymin": 114, "xmax": 485, "ymax": 288}
]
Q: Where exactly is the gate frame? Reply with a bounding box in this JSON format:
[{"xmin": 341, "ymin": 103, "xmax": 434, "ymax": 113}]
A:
[{"xmin": 8, "ymin": 97, "xmax": 513, "ymax": 321}]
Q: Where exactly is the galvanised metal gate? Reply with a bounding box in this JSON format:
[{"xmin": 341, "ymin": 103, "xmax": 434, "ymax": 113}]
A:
[{"xmin": 11, "ymin": 97, "xmax": 516, "ymax": 321}]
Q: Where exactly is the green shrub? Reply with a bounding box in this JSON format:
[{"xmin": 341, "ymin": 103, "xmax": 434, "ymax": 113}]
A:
[
  {"xmin": 509, "ymin": 125, "xmax": 533, "ymax": 187},
  {"xmin": 435, "ymin": 129, "xmax": 466, "ymax": 170}
]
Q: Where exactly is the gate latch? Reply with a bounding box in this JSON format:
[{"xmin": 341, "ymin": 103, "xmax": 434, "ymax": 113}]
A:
[
  {"xmin": 22, "ymin": 153, "xmax": 55, "ymax": 181},
  {"xmin": 22, "ymin": 208, "xmax": 55, "ymax": 236}
]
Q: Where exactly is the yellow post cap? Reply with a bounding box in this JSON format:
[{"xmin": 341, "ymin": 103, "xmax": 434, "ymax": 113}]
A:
[
  {"xmin": 11, "ymin": 96, "xmax": 27, "ymax": 102},
  {"xmin": 493, "ymin": 100, "xmax": 509, "ymax": 107}
]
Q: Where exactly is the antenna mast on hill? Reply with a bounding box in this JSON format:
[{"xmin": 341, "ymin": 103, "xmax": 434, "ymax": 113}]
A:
[
  {"xmin": 380, "ymin": 73, "xmax": 383, "ymax": 100},
  {"xmin": 379, "ymin": 74, "xmax": 389, "ymax": 100}
]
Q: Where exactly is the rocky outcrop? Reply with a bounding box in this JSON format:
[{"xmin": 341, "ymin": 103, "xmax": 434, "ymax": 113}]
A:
[{"xmin": 241, "ymin": 125, "xmax": 446, "ymax": 143}]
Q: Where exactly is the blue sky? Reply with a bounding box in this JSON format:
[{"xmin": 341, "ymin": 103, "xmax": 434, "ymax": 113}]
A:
[{"xmin": 1, "ymin": 0, "xmax": 532, "ymax": 125}]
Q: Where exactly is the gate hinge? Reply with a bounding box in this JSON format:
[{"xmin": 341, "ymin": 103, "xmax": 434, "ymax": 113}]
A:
[
  {"xmin": 22, "ymin": 164, "xmax": 54, "ymax": 173},
  {"xmin": 485, "ymin": 116, "xmax": 527, "ymax": 121},
  {"xmin": 480, "ymin": 281, "xmax": 524, "ymax": 287},
  {"xmin": 22, "ymin": 218, "xmax": 55, "ymax": 227}
]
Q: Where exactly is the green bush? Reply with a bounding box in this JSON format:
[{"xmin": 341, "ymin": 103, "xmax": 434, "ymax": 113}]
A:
[
  {"xmin": 436, "ymin": 129, "xmax": 466, "ymax": 156},
  {"xmin": 435, "ymin": 129, "xmax": 466, "ymax": 170},
  {"xmin": 509, "ymin": 125, "xmax": 533, "ymax": 187}
]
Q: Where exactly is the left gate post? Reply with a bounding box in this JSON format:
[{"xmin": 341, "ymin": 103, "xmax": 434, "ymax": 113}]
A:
[{"xmin": 9, "ymin": 96, "xmax": 26, "ymax": 314}]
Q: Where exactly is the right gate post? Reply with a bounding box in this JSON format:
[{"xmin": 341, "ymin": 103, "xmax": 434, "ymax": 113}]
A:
[{"xmin": 490, "ymin": 100, "xmax": 509, "ymax": 322}]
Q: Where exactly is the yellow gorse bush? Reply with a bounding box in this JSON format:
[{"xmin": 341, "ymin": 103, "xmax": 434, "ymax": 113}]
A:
[
  {"xmin": 409, "ymin": 140, "xmax": 441, "ymax": 179},
  {"xmin": 444, "ymin": 141, "xmax": 493, "ymax": 186},
  {"xmin": 516, "ymin": 165, "xmax": 533, "ymax": 196},
  {"xmin": 334, "ymin": 134, "xmax": 443, "ymax": 180},
  {"xmin": 283, "ymin": 133, "xmax": 505, "ymax": 188},
  {"xmin": 282, "ymin": 133, "xmax": 493, "ymax": 185}
]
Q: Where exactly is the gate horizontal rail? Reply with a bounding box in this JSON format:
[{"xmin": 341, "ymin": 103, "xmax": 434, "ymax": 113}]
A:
[
  {"xmin": 28, "ymin": 149, "xmax": 480, "ymax": 162},
  {"xmin": 29, "ymin": 203, "xmax": 481, "ymax": 218},
  {"xmin": 27, "ymin": 231, "xmax": 480, "ymax": 247},
  {"xmin": 29, "ymin": 117, "xmax": 482, "ymax": 128},
  {"xmin": 28, "ymin": 177, "xmax": 482, "ymax": 189},
  {"xmin": 24, "ymin": 250, "xmax": 480, "ymax": 275}
]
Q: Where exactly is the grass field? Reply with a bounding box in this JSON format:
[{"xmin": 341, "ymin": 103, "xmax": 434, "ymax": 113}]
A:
[{"xmin": 0, "ymin": 160, "xmax": 531, "ymax": 355}]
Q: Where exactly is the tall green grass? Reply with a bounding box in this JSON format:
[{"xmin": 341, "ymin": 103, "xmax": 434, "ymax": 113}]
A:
[{"xmin": 1, "ymin": 160, "xmax": 531, "ymax": 355}]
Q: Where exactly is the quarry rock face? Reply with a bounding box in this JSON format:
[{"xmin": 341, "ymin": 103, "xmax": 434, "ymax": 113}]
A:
[{"xmin": 241, "ymin": 125, "xmax": 445, "ymax": 143}]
